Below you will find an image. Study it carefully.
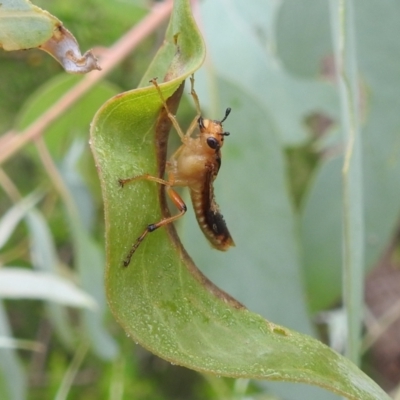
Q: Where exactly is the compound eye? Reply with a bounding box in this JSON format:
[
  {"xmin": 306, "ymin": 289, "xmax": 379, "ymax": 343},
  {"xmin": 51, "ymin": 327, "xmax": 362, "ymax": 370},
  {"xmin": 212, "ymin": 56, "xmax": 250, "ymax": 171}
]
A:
[{"xmin": 206, "ymin": 137, "xmax": 219, "ymax": 149}]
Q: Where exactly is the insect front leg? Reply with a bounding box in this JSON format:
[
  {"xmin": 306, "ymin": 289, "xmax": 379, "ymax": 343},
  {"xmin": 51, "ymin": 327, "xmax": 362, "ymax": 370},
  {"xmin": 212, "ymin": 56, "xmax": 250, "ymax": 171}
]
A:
[
  {"xmin": 119, "ymin": 174, "xmax": 187, "ymax": 266},
  {"xmin": 184, "ymin": 75, "xmax": 202, "ymax": 138},
  {"xmin": 189, "ymin": 75, "xmax": 202, "ymax": 116},
  {"xmin": 150, "ymin": 78, "xmax": 187, "ymax": 142}
]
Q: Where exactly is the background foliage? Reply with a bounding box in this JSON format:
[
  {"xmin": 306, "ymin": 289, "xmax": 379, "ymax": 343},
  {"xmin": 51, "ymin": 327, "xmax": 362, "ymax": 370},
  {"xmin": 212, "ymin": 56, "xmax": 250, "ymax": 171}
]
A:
[{"xmin": 1, "ymin": 0, "xmax": 399, "ymax": 399}]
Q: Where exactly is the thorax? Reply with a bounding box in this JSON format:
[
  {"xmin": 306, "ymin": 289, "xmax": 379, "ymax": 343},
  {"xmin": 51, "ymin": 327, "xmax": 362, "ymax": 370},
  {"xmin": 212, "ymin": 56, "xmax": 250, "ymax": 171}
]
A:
[{"xmin": 167, "ymin": 138, "xmax": 218, "ymax": 188}]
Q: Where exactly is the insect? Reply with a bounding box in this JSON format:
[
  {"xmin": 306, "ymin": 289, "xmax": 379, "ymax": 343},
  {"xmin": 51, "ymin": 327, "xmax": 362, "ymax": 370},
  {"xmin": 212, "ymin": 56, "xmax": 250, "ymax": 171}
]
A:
[{"xmin": 119, "ymin": 76, "xmax": 235, "ymax": 266}]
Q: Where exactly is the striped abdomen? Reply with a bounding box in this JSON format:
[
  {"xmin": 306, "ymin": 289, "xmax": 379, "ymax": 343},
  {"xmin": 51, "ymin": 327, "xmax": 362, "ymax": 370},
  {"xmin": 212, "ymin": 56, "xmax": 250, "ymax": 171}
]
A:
[{"xmin": 189, "ymin": 166, "xmax": 235, "ymax": 250}]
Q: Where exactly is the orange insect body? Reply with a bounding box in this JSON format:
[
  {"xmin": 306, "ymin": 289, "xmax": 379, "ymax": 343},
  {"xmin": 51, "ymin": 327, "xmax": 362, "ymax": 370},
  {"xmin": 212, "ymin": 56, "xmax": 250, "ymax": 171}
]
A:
[
  {"xmin": 167, "ymin": 115, "xmax": 234, "ymax": 250},
  {"xmin": 119, "ymin": 76, "xmax": 234, "ymax": 266}
]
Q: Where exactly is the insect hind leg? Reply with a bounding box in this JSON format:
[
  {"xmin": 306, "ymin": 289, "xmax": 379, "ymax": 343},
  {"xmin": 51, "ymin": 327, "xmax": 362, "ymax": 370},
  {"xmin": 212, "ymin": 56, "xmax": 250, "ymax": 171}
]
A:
[{"xmin": 122, "ymin": 180, "xmax": 187, "ymax": 266}]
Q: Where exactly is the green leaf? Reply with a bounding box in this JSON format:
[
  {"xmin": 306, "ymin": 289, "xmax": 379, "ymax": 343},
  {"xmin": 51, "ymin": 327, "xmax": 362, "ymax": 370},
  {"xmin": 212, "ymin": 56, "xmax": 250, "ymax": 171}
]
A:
[
  {"xmin": 90, "ymin": 1, "xmax": 389, "ymax": 398},
  {"xmin": 0, "ymin": 0, "xmax": 57, "ymax": 50}
]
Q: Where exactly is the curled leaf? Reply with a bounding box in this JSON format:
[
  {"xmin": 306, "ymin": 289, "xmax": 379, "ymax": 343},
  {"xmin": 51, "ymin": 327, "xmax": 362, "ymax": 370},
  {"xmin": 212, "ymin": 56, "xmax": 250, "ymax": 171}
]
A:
[
  {"xmin": 0, "ymin": 0, "xmax": 100, "ymax": 73},
  {"xmin": 39, "ymin": 25, "xmax": 100, "ymax": 74}
]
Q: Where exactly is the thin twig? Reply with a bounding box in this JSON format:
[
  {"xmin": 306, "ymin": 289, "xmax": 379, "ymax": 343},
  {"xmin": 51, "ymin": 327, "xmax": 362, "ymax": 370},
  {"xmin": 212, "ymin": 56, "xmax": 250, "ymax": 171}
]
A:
[
  {"xmin": 363, "ymin": 299, "xmax": 400, "ymax": 352},
  {"xmin": 0, "ymin": 168, "xmax": 22, "ymax": 202},
  {"xmin": 34, "ymin": 137, "xmax": 78, "ymax": 219},
  {"xmin": 0, "ymin": 0, "xmax": 174, "ymax": 166}
]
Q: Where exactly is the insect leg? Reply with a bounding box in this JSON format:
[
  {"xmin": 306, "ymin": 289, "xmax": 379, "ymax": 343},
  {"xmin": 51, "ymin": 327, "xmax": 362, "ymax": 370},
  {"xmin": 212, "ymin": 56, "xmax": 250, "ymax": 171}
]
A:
[
  {"xmin": 150, "ymin": 78, "xmax": 186, "ymax": 141},
  {"xmin": 118, "ymin": 173, "xmax": 169, "ymax": 188},
  {"xmin": 184, "ymin": 75, "xmax": 202, "ymax": 138},
  {"xmin": 123, "ymin": 186, "xmax": 187, "ymax": 267},
  {"xmin": 189, "ymin": 75, "xmax": 202, "ymax": 115}
]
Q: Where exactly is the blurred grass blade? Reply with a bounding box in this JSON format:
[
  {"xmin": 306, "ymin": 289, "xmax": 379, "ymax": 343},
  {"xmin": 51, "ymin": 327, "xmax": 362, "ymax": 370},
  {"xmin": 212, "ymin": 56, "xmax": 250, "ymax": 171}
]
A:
[
  {"xmin": 0, "ymin": 336, "xmax": 44, "ymax": 352},
  {"xmin": 60, "ymin": 139, "xmax": 96, "ymax": 230},
  {"xmin": 0, "ymin": 301, "xmax": 26, "ymax": 400},
  {"xmin": 0, "ymin": 267, "xmax": 96, "ymax": 308},
  {"xmin": 0, "ymin": 191, "xmax": 41, "ymax": 249},
  {"xmin": 329, "ymin": 0, "xmax": 364, "ymax": 365},
  {"xmin": 26, "ymin": 210, "xmax": 76, "ymax": 349},
  {"xmin": 54, "ymin": 341, "xmax": 89, "ymax": 400},
  {"xmin": 90, "ymin": 1, "xmax": 389, "ymax": 398}
]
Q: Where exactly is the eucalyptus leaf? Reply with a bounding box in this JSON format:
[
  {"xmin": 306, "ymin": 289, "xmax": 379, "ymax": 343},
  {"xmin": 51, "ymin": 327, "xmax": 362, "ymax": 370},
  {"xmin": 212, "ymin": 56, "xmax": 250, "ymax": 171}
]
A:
[
  {"xmin": 90, "ymin": 1, "xmax": 389, "ymax": 398},
  {"xmin": 0, "ymin": 0, "xmax": 57, "ymax": 50},
  {"xmin": 90, "ymin": 75, "xmax": 389, "ymax": 400}
]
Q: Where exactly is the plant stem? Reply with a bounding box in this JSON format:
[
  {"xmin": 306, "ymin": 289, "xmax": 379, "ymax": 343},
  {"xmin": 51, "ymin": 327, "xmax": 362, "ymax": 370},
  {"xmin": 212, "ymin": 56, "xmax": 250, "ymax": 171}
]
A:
[{"xmin": 329, "ymin": 0, "xmax": 364, "ymax": 366}]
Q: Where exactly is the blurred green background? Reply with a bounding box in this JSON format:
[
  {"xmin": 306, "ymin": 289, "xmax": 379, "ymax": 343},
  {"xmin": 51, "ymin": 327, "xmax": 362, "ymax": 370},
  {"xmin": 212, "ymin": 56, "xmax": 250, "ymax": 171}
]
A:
[{"xmin": 1, "ymin": 0, "xmax": 400, "ymax": 399}]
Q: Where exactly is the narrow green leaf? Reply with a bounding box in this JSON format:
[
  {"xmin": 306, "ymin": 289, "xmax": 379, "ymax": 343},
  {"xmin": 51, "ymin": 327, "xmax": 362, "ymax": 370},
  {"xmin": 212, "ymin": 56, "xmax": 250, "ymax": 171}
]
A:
[{"xmin": 90, "ymin": 1, "xmax": 389, "ymax": 398}]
